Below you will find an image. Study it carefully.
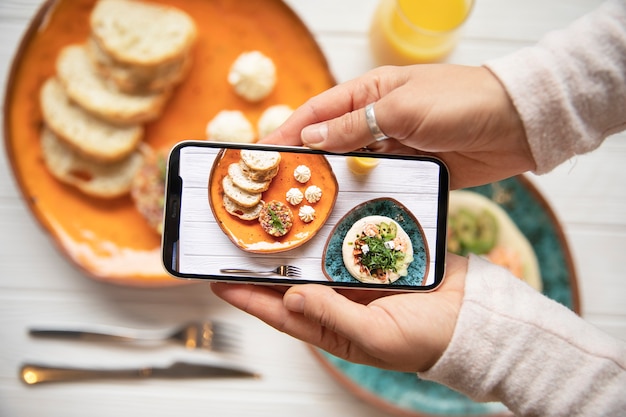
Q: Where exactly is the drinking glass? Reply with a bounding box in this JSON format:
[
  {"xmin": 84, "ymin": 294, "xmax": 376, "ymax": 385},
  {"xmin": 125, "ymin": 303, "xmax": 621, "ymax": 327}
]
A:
[{"xmin": 369, "ymin": 0, "xmax": 474, "ymax": 65}]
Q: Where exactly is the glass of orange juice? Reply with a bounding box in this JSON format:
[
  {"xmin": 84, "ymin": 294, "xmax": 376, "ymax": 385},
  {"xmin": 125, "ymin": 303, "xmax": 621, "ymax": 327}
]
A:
[{"xmin": 369, "ymin": 0, "xmax": 474, "ymax": 65}]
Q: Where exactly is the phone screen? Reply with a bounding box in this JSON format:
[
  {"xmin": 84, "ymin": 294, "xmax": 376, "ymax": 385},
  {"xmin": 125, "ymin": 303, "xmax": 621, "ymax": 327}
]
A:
[{"xmin": 163, "ymin": 141, "xmax": 449, "ymax": 291}]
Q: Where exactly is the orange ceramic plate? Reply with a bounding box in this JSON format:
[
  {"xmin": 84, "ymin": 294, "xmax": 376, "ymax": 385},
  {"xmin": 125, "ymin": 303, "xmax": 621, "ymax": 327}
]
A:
[
  {"xmin": 3, "ymin": 0, "xmax": 335, "ymax": 286},
  {"xmin": 209, "ymin": 149, "xmax": 338, "ymax": 253}
]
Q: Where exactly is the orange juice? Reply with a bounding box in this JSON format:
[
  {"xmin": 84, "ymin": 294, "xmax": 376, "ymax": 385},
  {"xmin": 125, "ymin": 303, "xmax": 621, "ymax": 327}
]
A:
[
  {"xmin": 346, "ymin": 156, "xmax": 380, "ymax": 175},
  {"xmin": 370, "ymin": 0, "xmax": 473, "ymax": 65}
]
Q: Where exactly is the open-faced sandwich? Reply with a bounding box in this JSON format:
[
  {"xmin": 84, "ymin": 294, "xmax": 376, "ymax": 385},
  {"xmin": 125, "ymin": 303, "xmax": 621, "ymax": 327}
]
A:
[
  {"xmin": 448, "ymin": 190, "xmax": 542, "ymax": 291},
  {"xmin": 342, "ymin": 215, "xmax": 414, "ymax": 284}
]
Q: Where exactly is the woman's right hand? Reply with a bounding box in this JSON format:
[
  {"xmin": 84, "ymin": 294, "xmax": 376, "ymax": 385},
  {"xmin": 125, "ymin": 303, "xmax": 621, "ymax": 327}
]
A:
[{"xmin": 261, "ymin": 64, "xmax": 536, "ymax": 189}]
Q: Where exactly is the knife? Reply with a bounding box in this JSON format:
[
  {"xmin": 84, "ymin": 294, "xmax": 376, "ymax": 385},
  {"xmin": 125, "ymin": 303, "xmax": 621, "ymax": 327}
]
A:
[{"xmin": 20, "ymin": 361, "xmax": 260, "ymax": 385}]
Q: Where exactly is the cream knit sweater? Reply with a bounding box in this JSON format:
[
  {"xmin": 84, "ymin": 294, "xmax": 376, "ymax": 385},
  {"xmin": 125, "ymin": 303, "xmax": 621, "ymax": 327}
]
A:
[{"xmin": 420, "ymin": 1, "xmax": 626, "ymax": 416}]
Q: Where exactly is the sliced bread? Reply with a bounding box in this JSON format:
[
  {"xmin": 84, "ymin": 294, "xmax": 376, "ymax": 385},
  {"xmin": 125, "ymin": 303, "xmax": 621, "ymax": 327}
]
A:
[
  {"xmin": 40, "ymin": 77, "xmax": 143, "ymax": 163},
  {"xmin": 227, "ymin": 162, "xmax": 271, "ymax": 193},
  {"xmin": 40, "ymin": 127, "xmax": 144, "ymax": 199},
  {"xmin": 223, "ymin": 195, "xmax": 263, "ymax": 221},
  {"xmin": 86, "ymin": 36, "xmax": 191, "ymax": 94},
  {"xmin": 90, "ymin": 0, "xmax": 196, "ymax": 68},
  {"xmin": 238, "ymin": 160, "xmax": 279, "ymax": 182},
  {"xmin": 222, "ymin": 175, "xmax": 261, "ymax": 208},
  {"xmin": 56, "ymin": 44, "xmax": 170, "ymax": 125},
  {"xmin": 240, "ymin": 149, "xmax": 281, "ymax": 173}
]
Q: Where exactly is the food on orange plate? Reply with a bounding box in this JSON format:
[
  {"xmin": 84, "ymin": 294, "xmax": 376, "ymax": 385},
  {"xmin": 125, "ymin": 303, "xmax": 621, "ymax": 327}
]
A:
[
  {"xmin": 298, "ymin": 205, "xmax": 316, "ymax": 223},
  {"xmin": 342, "ymin": 215, "xmax": 414, "ymax": 284},
  {"xmin": 285, "ymin": 187, "xmax": 304, "ymax": 205},
  {"xmin": 41, "ymin": 127, "xmax": 144, "ymax": 199},
  {"xmin": 221, "ymin": 150, "xmax": 281, "ymax": 220},
  {"xmin": 205, "ymin": 110, "xmax": 255, "ymax": 143},
  {"xmin": 448, "ymin": 190, "xmax": 542, "ymax": 291},
  {"xmin": 88, "ymin": 0, "xmax": 197, "ymax": 94},
  {"xmin": 40, "ymin": 77, "xmax": 144, "ymax": 164},
  {"xmin": 304, "ymin": 185, "xmax": 322, "ymax": 203},
  {"xmin": 227, "ymin": 162, "xmax": 271, "ymax": 193},
  {"xmin": 257, "ymin": 104, "xmax": 293, "ymax": 138},
  {"xmin": 258, "ymin": 200, "xmax": 294, "ymax": 237},
  {"xmin": 56, "ymin": 44, "xmax": 171, "ymax": 125},
  {"xmin": 37, "ymin": 0, "xmax": 196, "ymax": 200},
  {"xmin": 228, "ymin": 51, "xmax": 277, "ymax": 102},
  {"xmin": 130, "ymin": 146, "xmax": 168, "ymax": 234},
  {"xmin": 293, "ymin": 164, "xmax": 311, "ymax": 183}
]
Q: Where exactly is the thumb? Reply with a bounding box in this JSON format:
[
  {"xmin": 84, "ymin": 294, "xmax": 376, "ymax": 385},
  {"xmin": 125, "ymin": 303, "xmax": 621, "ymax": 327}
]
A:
[
  {"xmin": 301, "ymin": 105, "xmax": 381, "ymax": 152},
  {"xmin": 283, "ymin": 285, "xmax": 370, "ymax": 340}
]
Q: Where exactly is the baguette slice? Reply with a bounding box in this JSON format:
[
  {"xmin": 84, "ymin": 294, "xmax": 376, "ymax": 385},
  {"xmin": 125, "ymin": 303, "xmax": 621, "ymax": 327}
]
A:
[
  {"xmin": 56, "ymin": 44, "xmax": 170, "ymax": 125},
  {"xmin": 40, "ymin": 127, "xmax": 144, "ymax": 199},
  {"xmin": 222, "ymin": 176, "xmax": 261, "ymax": 208},
  {"xmin": 238, "ymin": 160, "xmax": 279, "ymax": 182},
  {"xmin": 40, "ymin": 77, "xmax": 143, "ymax": 163},
  {"xmin": 87, "ymin": 37, "xmax": 191, "ymax": 94},
  {"xmin": 90, "ymin": 0, "xmax": 197, "ymax": 68},
  {"xmin": 240, "ymin": 149, "xmax": 281, "ymax": 173},
  {"xmin": 223, "ymin": 195, "xmax": 263, "ymax": 221},
  {"xmin": 227, "ymin": 163, "xmax": 271, "ymax": 193}
]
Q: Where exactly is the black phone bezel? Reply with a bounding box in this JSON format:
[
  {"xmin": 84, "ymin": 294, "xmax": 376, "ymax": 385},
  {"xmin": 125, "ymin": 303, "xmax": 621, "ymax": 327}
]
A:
[{"xmin": 162, "ymin": 141, "xmax": 449, "ymax": 291}]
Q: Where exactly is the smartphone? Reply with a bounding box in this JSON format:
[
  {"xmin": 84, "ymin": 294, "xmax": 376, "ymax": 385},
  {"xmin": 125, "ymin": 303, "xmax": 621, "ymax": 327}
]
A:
[{"xmin": 162, "ymin": 141, "xmax": 449, "ymax": 291}]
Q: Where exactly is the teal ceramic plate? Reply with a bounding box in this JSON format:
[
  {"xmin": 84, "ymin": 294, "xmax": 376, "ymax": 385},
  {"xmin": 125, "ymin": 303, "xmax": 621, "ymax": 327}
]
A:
[
  {"xmin": 322, "ymin": 198, "xmax": 429, "ymax": 286},
  {"xmin": 311, "ymin": 176, "xmax": 579, "ymax": 416}
]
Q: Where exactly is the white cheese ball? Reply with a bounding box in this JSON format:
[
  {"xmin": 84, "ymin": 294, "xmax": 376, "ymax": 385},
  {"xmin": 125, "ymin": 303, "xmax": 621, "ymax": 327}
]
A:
[
  {"xmin": 293, "ymin": 165, "xmax": 311, "ymax": 184},
  {"xmin": 285, "ymin": 188, "xmax": 304, "ymax": 205},
  {"xmin": 298, "ymin": 205, "xmax": 316, "ymax": 223},
  {"xmin": 206, "ymin": 110, "xmax": 255, "ymax": 143},
  {"xmin": 304, "ymin": 185, "xmax": 322, "ymax": 204},
  {"xmin": 228, "ymin": 51, "xmax": 276, "ymax": 102},
  {"xmin": 258, "ymin": 104, "xmax": 293, "ymax": 138}
]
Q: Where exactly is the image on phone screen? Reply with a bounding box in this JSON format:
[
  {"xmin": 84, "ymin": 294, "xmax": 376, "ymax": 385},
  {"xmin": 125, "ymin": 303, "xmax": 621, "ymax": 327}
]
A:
[{"xmin": 163, "ymin": 142, "xmax": 448, "ymax": 291}]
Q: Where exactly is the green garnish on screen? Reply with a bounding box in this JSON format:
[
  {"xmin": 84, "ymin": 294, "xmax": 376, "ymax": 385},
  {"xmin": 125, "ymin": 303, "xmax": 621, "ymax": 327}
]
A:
[{"xmin": 360, "ymin": 235, "xmax": 405, "ymax": 273}]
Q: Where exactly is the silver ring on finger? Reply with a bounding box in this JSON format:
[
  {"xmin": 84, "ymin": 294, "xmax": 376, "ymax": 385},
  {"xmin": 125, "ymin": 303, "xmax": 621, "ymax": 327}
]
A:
[{"xmin": 364, "ymin": 102, "xmax": 389, "ymax": 142}]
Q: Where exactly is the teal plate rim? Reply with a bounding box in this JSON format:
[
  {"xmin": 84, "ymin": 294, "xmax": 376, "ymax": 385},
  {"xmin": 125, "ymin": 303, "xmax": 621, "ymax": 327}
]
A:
[{"xmin": 309, "ymin": 175, "xmax": 580, "ymax": 417}]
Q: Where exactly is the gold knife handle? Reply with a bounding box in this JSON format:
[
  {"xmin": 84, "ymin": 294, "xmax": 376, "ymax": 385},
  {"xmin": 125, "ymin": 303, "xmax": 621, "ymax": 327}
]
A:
[{"xmin": 20, "ymin": 364, "xmax": 149, "ymax": 385}]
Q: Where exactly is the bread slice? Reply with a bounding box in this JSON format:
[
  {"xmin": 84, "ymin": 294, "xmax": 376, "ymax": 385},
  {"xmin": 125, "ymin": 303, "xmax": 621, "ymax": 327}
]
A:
[
  {"xmin": 223, "ymin": 195, "xmax": 263, "ymax": 221},
  {"xmin": 238, "ymin": 161, "xmax": 279, "ymax": 182},
  {"xmin": 40, "ymin": 127, "xmax": 144, "ymax": 199},
  {"xmin": 222, "ymin": 175, "xmax": 261, "ymax": 208},
  {"xmin": 86, "ymin": 37, "xmax": 191, "ymax": 94},
  {"xmin": 227, "ymin": 163, "xmax": 270, "ymax": 193},
  {"xmin": 240, "ymin": 149, "xmax": 281, "ymax": 173},
  {"xmin": 40, "ymin": 77, "xmax": 143, "ymax": 163},
  {"xmin": 90, "ymin": 0, "xmax": 196, "ymax": 68},
  {"xmin": 56, "ymin": 44, "xmax": 170, "ymax": 125}
]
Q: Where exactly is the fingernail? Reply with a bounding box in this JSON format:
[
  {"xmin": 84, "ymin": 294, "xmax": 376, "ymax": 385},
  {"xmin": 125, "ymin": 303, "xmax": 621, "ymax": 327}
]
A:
[
  {"xmin": 284, "ymin": 292, "xmax": 305, "ymax": 313},
  {"xmin": 301, "ymin": 123, "xmax": 328, "ymax": 145}
]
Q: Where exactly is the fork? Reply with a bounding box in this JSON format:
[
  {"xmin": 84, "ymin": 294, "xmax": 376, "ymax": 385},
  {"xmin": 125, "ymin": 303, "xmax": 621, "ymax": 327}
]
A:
[
  {"xmin": 29, "ymin": 321, "xmax": 236, "ymax": 352},
  {"xmin": 220, "ymin": 265, "xmax": 301, "ymax": 277}
]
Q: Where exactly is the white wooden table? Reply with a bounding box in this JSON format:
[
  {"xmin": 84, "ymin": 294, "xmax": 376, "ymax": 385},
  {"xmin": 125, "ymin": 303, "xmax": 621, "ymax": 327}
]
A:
[{"xmin": 1, "ymin": 1, "xmax": 624, "ymax": 416}]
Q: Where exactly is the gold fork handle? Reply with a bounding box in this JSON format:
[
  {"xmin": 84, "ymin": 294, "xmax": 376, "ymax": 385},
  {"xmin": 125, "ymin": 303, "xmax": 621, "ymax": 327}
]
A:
[
  {"xmin": 220, "ymin": 269, "xmax": 274, "ymax": 275},
  {"xmin": 20, "ymin": 364, "xmax": 147, "ymax": 385}
]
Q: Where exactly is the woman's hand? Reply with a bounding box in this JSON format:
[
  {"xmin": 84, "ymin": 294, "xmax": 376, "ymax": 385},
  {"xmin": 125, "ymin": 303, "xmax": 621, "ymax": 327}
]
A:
[
  {"xmin": 211, "ymin": 253, "xmax": 467, "ymax": 373},
  {"xmin": 261, "ymin": 64, "xmax": 535, "ymax": 189}
]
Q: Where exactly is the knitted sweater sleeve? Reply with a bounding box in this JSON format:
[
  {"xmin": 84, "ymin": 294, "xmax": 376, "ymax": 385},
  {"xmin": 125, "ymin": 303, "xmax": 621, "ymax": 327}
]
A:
[
  {"xmin": 484, "ymin": 0, "xmax": 626, "ymax": 174},
  {"xmin": 419, "ymin": 255, "xmax": 626, "ymax": 417}
]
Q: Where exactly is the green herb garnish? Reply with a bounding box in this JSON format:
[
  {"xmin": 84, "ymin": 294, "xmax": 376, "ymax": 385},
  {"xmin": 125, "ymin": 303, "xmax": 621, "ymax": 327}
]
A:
[
  {"xmin": 268, "ymin": 207, "xmax": 285, "ymax": 233},
  {"xmin": 360, "ymin": 235, "xmax": 405, "ymax": 273}
]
